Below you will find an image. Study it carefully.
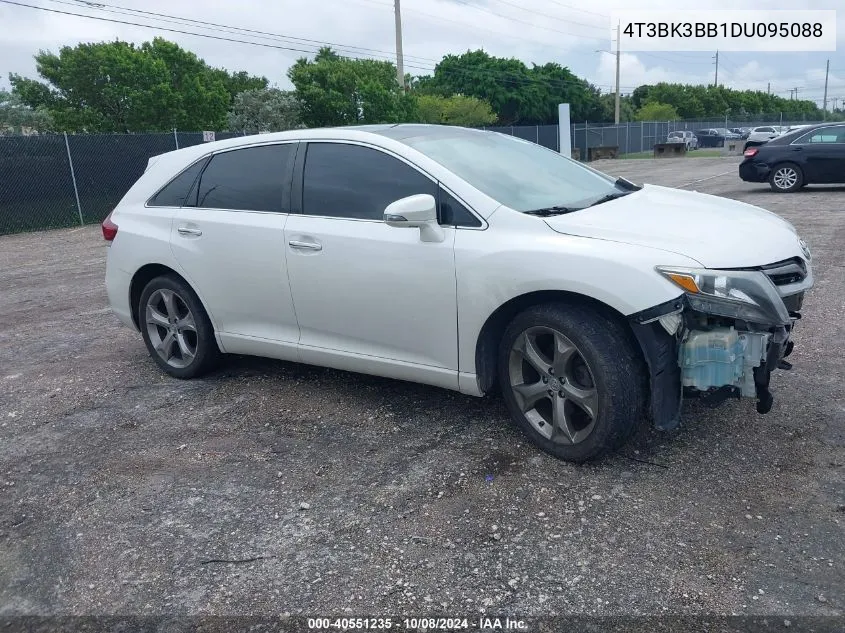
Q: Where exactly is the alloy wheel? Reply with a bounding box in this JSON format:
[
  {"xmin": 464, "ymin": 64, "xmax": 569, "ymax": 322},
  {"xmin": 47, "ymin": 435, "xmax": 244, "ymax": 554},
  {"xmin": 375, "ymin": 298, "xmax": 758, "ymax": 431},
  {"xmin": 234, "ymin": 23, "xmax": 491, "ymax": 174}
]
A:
[
  {"xmin": 507, "ymin": 326, "xmax": 599, "ymax": 445},
  {"xmin": 773, "ymin": 167, "xmax": 798, "ymax": 190},
  {"xmin": 145, "ymin": 288, "xmax": 198, "ymax": 369}
]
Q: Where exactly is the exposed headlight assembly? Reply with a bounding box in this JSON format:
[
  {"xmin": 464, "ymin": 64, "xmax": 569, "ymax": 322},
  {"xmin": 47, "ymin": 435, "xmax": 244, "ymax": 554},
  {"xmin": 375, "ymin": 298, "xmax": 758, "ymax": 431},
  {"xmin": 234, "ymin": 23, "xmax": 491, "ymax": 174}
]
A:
[{"xmin": 656, "ymin": 266, "xmax": 790, "ymax": 326}]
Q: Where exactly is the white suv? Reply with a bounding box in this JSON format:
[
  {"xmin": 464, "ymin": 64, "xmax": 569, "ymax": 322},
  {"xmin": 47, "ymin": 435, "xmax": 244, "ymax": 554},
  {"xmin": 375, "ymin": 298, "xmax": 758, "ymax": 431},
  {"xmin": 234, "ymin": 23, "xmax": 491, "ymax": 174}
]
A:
[
  {"xmin": 666, "ymin": 131, "xmax": 697, "ymax": 150},
  {"xmin": 104, "ymin": 125, "xmax": 814, "ymax": 462}
]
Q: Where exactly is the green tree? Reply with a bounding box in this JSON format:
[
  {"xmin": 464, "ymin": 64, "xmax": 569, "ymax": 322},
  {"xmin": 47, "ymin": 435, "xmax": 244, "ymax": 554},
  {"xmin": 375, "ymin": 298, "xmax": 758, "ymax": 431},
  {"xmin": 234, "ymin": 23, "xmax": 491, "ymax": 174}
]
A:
[
  {"xmin": 418, "ymin": 51, "xmax": 602, "ymax": 125},
  {"xmin": 10, "ymin": 38, "xmax": 266, "ymax": 132},
  {"xmin": 0, "ymin": 89, "xmax": 54, "ymax": 134},
  {"xmin": 139, "ymin": 38, "xmax": 230, "ymax": 130},
  {"xmin": 597, "ymin": 93, "xmax": 635, "ymax": 123},
  {"xmin": 216, "ymin": 69, "xmax": 269, "ymax": 101},
  {"xmin": 631, "ymin": 82, "xmax": 822, "ymax": 120},
  {"xmin": 415, "ymin": 94, "xmax": 497, "ymax": 126},
  {"xmin": 228, "ymin": 88, "xmax": 302, "ymax": 132},
  {"xmin": 635, "ymin": 100, "xmax": 680, "ymax": 121},
  {"xmin": 288, "ymin": 48, "xmax": 415, "ymax": 127}
]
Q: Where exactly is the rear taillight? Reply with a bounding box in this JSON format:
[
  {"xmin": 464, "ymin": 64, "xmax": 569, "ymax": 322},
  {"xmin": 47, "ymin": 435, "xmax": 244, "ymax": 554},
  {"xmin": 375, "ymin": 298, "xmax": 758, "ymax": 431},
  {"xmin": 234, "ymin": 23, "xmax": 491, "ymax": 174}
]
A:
[
  {"xmin": 102, "ymin": 211, "xmax": 118, "ymax": 241},
  {"xmin": 743, "ymin": 148, "xmax": 758, "ymax": 158}
]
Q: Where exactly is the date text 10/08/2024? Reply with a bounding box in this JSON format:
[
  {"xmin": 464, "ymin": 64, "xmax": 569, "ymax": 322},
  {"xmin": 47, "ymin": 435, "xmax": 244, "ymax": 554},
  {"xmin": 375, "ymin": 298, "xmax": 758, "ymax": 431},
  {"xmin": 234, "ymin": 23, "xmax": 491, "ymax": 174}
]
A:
[{"xmin": 307, "ymin": 617, "xmax": 529, "ymax": 630}]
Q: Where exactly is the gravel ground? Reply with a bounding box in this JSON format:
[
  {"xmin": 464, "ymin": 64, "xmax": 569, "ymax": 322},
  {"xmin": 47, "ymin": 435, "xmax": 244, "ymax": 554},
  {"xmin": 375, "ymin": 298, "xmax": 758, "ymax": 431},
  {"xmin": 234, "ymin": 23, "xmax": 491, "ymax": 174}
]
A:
[{"xmin": 0, "ymin": 156, "xmax": 842, "ymax": 620}]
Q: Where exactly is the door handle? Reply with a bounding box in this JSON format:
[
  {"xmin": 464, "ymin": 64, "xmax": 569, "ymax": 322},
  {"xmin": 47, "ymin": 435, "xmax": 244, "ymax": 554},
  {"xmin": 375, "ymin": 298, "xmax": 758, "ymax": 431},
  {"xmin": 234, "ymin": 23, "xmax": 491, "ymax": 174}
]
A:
[
  {"xmin": 288, "ymin": 240, "xmax": 322, "ymax": 251},
  {"xmin": 790, "ymin": 146, "xmax": 803, "ymax": 151},
  {"xmin": 177, "ymin": 226, "xmax": 203, "ymax": 236}
]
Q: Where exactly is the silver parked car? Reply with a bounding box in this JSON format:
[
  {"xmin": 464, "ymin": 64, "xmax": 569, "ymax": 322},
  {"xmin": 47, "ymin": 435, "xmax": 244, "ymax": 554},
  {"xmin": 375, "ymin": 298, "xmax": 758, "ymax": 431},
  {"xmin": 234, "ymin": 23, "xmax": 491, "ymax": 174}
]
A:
[{"xmin": 666, "ymin": 131, "xmax": 698, "ymax": 150}]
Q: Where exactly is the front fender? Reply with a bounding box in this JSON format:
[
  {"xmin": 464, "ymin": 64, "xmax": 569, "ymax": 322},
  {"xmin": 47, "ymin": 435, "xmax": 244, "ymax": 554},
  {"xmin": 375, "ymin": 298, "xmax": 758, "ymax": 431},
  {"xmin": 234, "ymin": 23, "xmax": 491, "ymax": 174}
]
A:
[{"xmin": 455, "ymin": 215, "xmax": 695, "ymax": 378}]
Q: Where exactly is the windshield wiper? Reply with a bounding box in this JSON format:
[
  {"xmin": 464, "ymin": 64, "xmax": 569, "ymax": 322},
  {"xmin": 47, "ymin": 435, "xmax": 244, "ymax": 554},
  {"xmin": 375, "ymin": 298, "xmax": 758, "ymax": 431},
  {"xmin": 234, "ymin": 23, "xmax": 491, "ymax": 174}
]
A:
[
  {"xmin": 615, "ymin": 177, "xmax": 641, "ymax": 191},
  {"xmin": 523, "ymin": 206, "xmax": 576, "ymax": 216},
  {"xmin": 586, "ymin": 191, "xmax": 632, "ymax": 208}
]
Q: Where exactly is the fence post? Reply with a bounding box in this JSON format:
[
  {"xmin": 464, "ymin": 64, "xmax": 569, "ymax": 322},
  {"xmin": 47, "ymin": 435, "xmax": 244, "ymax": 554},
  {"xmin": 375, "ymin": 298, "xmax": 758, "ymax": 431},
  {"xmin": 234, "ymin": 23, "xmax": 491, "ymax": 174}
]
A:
[
  {"xmin": 173, "ymin": 128, "xmax": 179, "ymax": 149},
  {"xmin": 535, "ymin": 125, "xmax": 539, "ymax": 144},
  {"xmin": 64, "ymin": 132, "xmax": 84, "ymax": 226},
  {"xmin": 640, "ymin": 122, "xmax": 644, "ymax": 153},
  {"xmin": 626, "ymin": 121, "xmax": 630, "ymax": 155},
  {"xmin": 584, "ymin": 121, "xmax": 588, "ymax": 159}
]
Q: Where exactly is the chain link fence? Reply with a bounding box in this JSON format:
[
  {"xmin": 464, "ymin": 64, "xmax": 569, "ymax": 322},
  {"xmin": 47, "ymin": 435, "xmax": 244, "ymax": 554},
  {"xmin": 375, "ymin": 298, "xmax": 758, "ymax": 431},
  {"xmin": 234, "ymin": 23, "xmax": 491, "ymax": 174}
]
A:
[
  {"xmin": 2, "ymin": 117, "xmax": 841, "ymax": 235},
  {"xmin": 0, "ymin": 131, "xmax": 244, "ymax": 235},
  {"xmin": 484, "ymin": 118, "xmax": 832, "ymax": 158}
]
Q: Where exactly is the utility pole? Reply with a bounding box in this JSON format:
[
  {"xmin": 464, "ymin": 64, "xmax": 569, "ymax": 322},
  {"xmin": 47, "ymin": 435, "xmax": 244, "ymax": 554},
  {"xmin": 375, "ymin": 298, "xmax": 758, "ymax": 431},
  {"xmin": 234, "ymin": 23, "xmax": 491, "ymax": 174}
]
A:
[
  {"xmin": 823, "ymin": 59, "xmax": 830, "ymax": 120},
  {"xmin": 767, "ymin": 82, "xmax": 770, "ymax": 95},
  {"xmin": 394, "ymin": 0, "xmax": 405, "ymax": 89},
  {"xmin": 713, "ymin": 50, "xmax": 719, "ymax": 87},
  {"xmin": 614, "ymin": 21, "xmax": 621, "ymax": 124},
  {"xmin": 793, "ymin": 87, "xmax": 799, "ymax": 100}
]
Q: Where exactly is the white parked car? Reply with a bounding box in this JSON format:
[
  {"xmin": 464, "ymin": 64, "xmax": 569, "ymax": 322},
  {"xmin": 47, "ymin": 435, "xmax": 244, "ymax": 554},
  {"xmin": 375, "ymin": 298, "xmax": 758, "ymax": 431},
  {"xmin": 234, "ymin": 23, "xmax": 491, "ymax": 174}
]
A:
[
  {"xmin": 104, "ymin": 125, "xmax": 814, "ymax": 462},
  {"xmin": 666, "ymin": 131, "xmax": 698, "ymax": 150},
  {"xmin": 782, "ymin": 124, "xmax": 812, "ymax": 135},
  {"xmin": 745, "ymin": 125, "xmax": 784, "ymax": 149}
]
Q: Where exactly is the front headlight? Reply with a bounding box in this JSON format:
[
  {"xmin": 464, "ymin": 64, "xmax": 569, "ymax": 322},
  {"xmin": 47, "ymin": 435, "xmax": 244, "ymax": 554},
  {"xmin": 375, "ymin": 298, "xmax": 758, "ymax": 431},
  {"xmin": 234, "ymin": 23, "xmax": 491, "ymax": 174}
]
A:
[{"xmin": 656, "ymin": 266, "xmax": 790, "ymax": 326}]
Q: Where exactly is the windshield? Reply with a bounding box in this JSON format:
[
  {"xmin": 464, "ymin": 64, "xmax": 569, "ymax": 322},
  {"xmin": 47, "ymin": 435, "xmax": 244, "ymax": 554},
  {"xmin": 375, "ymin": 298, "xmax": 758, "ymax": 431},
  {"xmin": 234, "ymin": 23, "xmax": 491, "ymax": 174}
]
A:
[
  {"xmin": 397, "ymin": 130, "xmax": 620, "ymax": 212},
  {"xmin": 668, "ymin": 132, "xmax": 683, "ymax": 138}
]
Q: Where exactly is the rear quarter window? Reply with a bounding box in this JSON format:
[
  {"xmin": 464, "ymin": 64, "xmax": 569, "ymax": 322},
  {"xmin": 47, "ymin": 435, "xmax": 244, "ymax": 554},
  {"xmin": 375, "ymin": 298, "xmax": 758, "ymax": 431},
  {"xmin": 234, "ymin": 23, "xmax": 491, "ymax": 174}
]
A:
[{"xmin": 147, "ymin": 158, "xmax": 208, "ymax": 208}]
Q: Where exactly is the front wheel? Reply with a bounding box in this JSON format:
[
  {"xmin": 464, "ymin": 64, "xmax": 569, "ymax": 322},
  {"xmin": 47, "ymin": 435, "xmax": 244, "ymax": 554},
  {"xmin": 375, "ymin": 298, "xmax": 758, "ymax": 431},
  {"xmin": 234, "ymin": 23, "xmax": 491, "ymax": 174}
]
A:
[
  {"xmin": 498, "ymin": 303, "xmax": 646, "ymax": 462},
  {"xmin": 138, "ymin": 274, "xmax": 220, "ymax": 378},
  {"xmin": 769, "ymin": 163, "xmax": 803, "ymax": 193}
]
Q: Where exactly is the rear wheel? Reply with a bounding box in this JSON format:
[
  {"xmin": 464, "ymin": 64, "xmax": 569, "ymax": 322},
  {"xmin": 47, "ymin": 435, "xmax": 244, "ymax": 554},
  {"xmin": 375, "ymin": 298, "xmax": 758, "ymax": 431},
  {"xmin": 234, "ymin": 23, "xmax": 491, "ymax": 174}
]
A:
[
  {"xmin": 769, "ymin": 163, "xmax": 803, "ymax": 193},
  {"xmin": 498, "ymin": 303, "xmax": 646, "ymax": 462},
  {"xmin": 138, "ymin": 275, "xmax": 220, "ymax": 378}
]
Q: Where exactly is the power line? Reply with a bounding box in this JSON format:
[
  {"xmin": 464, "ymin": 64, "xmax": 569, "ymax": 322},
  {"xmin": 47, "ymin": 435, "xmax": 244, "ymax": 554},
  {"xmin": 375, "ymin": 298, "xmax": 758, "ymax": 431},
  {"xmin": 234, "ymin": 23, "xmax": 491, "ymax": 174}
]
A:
[
  {"xmin": 4, "ymin": 0, "xmax": 626, "ymax": 94},
  {"xmin": 486, "ymin": 0, "xmax": 606, "ymax": 32},
  {"xmin": 348, "ymin": 0, "xmax": 619, "ymax": 65},
  {"xmin": 0, "ymin": 0, "xmax": 344, "ymax": 57},
  {"xmin": 543, "ymin": 0, "xmax": 609, "ymax": 19},
  {"xmin": 55, "ymin": 0, "xmax": 439, "ymax": 65},
  {"xmin": 348, "ymin": 0, "xmax": 581, "ymax": 53},
  {"xmin": 443, "ymin": 0, "xmax": 606, "ymax": 42},
  {"xmin": 11, "ymin": 0, "xmax": 787, "ymax": 100},
  {"xmin": 637, "ymin": 52, "xmax": 716, "ymax": 66}
]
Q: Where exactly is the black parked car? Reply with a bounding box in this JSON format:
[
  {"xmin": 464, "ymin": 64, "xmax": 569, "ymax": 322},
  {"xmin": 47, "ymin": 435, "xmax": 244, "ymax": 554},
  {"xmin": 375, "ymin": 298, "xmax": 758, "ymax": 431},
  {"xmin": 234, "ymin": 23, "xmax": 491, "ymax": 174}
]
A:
[
  {"xmin": 739, "ymin": 123, "xmax": 845, "ymax": 192},
  {"xmin": 694, "ymin": 129, "xmax": 726, "ymax": 147}
]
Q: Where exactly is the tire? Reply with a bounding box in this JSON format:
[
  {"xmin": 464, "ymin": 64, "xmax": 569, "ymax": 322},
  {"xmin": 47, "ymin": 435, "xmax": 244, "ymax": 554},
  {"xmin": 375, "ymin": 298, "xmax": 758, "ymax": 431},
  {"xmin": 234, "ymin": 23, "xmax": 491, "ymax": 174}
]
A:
[
  {"xmin": 498, "ymin": 302, "xmax": 647, "ymax": 462},
  {"xmin": 769, "ymin": 162, "xmax": 803, "ymax": 193},
  {"xmin": 138, "ymin": 274, "xmax": 220, "ymax": 378}
]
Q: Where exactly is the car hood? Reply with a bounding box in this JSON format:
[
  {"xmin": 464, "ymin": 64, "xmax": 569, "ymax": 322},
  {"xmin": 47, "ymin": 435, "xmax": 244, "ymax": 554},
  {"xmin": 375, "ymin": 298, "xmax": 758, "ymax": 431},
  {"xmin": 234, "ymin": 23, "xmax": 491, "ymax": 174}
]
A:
[{"xmin": 543, "ymin": 184, "xmax": 800, "ymax": 268}]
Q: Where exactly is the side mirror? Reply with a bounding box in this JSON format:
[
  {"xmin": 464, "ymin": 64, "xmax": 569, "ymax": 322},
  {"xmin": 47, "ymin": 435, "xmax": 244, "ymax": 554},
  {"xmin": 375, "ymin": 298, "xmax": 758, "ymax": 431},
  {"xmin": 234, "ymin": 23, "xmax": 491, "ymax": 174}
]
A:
[{"xmin": 383, "ymin": 194, "xmax": 444, "ymax": 243}]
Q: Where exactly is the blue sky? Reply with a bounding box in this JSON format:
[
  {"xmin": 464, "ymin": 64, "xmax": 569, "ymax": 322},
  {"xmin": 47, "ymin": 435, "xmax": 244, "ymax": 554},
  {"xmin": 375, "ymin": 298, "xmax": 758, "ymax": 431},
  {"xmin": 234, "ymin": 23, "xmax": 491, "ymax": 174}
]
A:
[{"xmin": 1, "ymin": 0, "xmax": 842, "ymax": 107}]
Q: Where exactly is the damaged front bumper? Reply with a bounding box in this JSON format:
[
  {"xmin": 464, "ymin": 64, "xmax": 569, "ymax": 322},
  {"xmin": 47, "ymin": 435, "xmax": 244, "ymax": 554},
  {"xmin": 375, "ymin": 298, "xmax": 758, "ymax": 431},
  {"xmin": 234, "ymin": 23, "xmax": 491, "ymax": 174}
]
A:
[{"xmin": 629, "ymin": 257, "xmax": 813, "ymax": 431}]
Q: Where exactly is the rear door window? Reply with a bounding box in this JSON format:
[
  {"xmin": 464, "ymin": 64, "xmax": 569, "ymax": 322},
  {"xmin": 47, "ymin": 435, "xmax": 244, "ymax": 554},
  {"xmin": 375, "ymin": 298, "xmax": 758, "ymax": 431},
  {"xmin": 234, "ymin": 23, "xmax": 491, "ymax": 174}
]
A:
[{"xmin": 195, "ymin": 144, "xmax": 295, "ymax": 212}]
